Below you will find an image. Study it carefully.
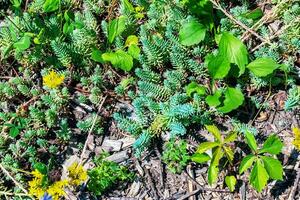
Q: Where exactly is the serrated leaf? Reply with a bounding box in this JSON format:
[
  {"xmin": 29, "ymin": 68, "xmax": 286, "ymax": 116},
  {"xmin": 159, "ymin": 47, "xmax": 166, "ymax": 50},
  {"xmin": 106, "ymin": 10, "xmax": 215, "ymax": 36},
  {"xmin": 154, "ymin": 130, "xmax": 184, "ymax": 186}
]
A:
[
  {"xmin": 259, "ymin": 135, "xmax": 283, "ymax": 155},
  {"xmin": 245, "ymin": 131, "xmax": 257, "ymax": 152},
  {"xmin": 43, "ymin": 0, "xmax": 59, "ymax": 12},
  {"xmin": 247, "ymin": 58, "xmax": 279, "ymax": 77},
  {"xmin": 224, "ymin": 131, "xmax": 237, "ymax": 143},
  {"xmin": 186, "ymin": 82, "xmax": 207, "ymax": 97},
  {"xmin": 239, "ymin": 154, "xmax": 256, "ymax": 174},
  {"xmin": 217, "ymin": 87, "xmax": 244, "ymax": 113},
  {"xmin": 261, "ymin": 156, "xmax": 283, "ymax": 180},
  {"xmin": 208, "ymin": 164, "xmax": 219, "ymax": 185},
  {"xmin": 108, "ymin": 16, "xmax": 126, "ymax": 43},
  {"xmin": 205, "ymin": 125, "xmax": 221, "ymax": 142},
  {"xmin": 223, "ymin": 146, "xmax": 234, "ymax": 162},
  {"xmin": 208, "ymin": 54, "xmax": 231, "ymax": 79},
  {"xmin": 102, "ymin": 50, "xmax": 133, "ymax": 72},
  {"xmin": 14, "ymin": 35, "xmax": 31, "ymax": 52},
  {"xmin": 205, "ymin": 90, "xmax": 222, "ymax": 107},
  {"xmin": 179, "ymin": 20, "xmax": 206, "ymax": 46},
  {"xmin": 208, "ymin": 147, "xmax": 223, "ymax": 184},
  {"xmin": 219, "ymin": 32, "xmax": 248, "ymax": 76},
  {"xmin": 196, "ymin": 142, "xmax": 219, "ymax": 154},
  {"xmin": 225, "ymin": 176, "xmax": 237, "ymax": 192},
  {"xmin": 250, "ymin": 160, "xmax": 269, "ymax": 192},
  {"xmin": 191, "ymin": 153, "xmax": 211, "ymax": 163}
]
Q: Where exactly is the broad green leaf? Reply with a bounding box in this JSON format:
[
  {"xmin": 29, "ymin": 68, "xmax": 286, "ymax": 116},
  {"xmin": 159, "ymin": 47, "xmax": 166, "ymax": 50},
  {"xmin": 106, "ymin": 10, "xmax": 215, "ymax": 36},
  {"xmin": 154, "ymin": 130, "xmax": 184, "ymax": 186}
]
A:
[
  {"xmin": 128, "ymin": 44, "xmax": 140, "ymax": 59},
  {"xmin": 43, "ymin": 0, "xmax": 59, "ymax": 12},
  {"xmin": 219, "ymin": 32, "xmax": 248, "ymax": 76},
  {"xmin": 225, "ymin": 176, "xmax": 237, "ymax": 192},
  {"xmin": 205, "ymin": 90, "xmax": 222, "ymax": 107},
  {"xmin": 242, "ymin": 8, "xmax": 263, "ymax": 20},
  {"xmin": 239, "ymin": 154, "xmax": 256, "ymax": 174},
  {"xmin": 261, "ymin": 156, "xmax": 283, "ymax": 180},
  {"xmin": 186, "ymin": 82, "xmax": 206, "ymax": 97},
  {"xmin": 125, "ymin": 35, "xmax": 139, "ymax": 46},
  {"xmin": 250, "ymin": 160, "xmax": 269, "ymax": 192},
  {"xmin": 196, "ymin": 142, "xmax": 219, "ymax": 154},
  {"xmin": 108, "ymin": 16, "xmax": 126, "ymax": 43},
  {"xmin": 247, "ymin": 58, "xmax": 279, "ymax": 77},
  {"xmin": 179, "ymin": 20, "xmax": 206, "ymax": 46},
  {"xmin": 218, "ymin": 87, "xmax": 244, "ymax": 113},
  {"xmin": 245, "ymin": 131, "xmax": 257, "ymax": 152},
  {"xmin": 14, "ymin": 35, "xmax": 31, "ymax": 52},
  {"xmin": 205, "ymin": 125, "xmax": 221, "ymax": 142},
  {"xmin": 9, "ymin": 126, "xmax": 20, "ymax": 138},
  {"xmin": 211, "ymin": 147, "xmax": 223, "ymax": 167},
  {"xmin": 208, "ymin": 54, "xmax": 231, "ymax": 79},
  {"xmin": 102, "ymin": 50, "xmax": 133, "ymax": 72},
  {"xmin": 259, "ymin": 135, "xmax": 283, "ymax": 155},
  {"xmin": 191, "ymin": 153, "xmax": 211, "ymax": 163},
  {"xmin": 34, "ymin": 162, "xmax": 48, "ymax": 174},
  {"xmin": 91, "ymin": 48, "xmax": 104, "ymax": 63},
  {"xmin": 224, "ymin": 131, "xmax": 237, "ymax": 143}
]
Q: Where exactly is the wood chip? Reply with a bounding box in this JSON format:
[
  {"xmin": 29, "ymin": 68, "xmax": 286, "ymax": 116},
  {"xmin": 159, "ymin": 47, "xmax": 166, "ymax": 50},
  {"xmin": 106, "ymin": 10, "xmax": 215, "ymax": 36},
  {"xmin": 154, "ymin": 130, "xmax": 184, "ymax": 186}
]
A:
[
  {"xmin": 102, "ymin": 138, "xmax": 123, "ymax": 152},
  {"xmin": 105, "ymin": 150, "xmax": 129, "ymax": 163}
]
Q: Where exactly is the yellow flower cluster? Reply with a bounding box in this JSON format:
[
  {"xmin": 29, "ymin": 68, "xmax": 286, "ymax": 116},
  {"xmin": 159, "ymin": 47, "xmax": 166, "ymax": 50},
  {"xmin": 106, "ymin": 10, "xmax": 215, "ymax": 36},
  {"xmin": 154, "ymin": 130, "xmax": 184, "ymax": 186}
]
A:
[
  {"xmin": 28, "ymin": 162, "xmax": 88, "ymax": 199},
  {"xmin": 293, "ymin": 127, "xmax": 300, "ymax": 150},
  {"xmin": 67, "ymin": 162, "xmax": 88, "ymax": 186},
  {"xmin": 43, "ymin": 70, "xmax": 65, "ymax": 89},
  {"xmin": 29, "ymin": 169, "xmax": 68, "ymax": 200}
]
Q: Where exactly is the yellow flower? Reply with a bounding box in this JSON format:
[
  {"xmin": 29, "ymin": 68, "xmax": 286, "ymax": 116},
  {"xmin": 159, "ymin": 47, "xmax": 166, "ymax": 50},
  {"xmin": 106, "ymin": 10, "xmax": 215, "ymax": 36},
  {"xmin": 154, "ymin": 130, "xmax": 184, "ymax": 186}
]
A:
[
  {"xmin": 67, "ymin": 162, "xmax": 88, "ymax": 186},
  {"xmin": 43, "ymin": 70, "xmax": 65, "ymax": 89},
  {"xmin": 293, "ymin": 127, "xmax": 300, "ymax": 150},
  {"xmin": 47, "ymin": 180, "xmax": 68, "ymax": 200},
  {"xmin": 28, "ymin": 170, "xmax": 46, "ymax": 199}
]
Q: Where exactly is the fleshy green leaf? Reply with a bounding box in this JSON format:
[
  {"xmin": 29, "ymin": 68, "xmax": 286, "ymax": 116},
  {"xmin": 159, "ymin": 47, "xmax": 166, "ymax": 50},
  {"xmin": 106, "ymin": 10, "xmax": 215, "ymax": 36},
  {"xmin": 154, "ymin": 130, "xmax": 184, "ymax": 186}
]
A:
[
  {"xmin": 259, "ymin": 135, "xmax": 283, "ymax": 155},
  {"xmin": 108, "ymin": 16, "xmax": 126, "ymax": 43},
  {"xmin": 205, "ymin": 125, "xmax": 222, "ymax": 142},
  {"xmin": 261, "ymin": 156, "xmax": 283, "ymax": 180},
  {"xmin": 239, "ymin": 154, "xmax": 256, "ymax": 174},
  {"xmin": 217, "ymin": 87, "xmax": 244, "ymax": 113},
  {"xmin": 102, "ymin": 50, "xmax": 133, "ymax": 72},
  {"xmin": 191, "ymin": 153, "xmax": 211, "ymax": 163},
  {"xmin": 179, "ymin": 20, "xmax": 206, "ymax": 46},
  {"xmin": 196, "ymin": 142, "xmax": 219, "ymax": 154},
  {"xmin": 125, "ymin": 35, "xmax": 139, "ymax": 46},
  {"xmin": 225, "ymin": 176, "xmax": 237, "ymax": 192},
  {"xmin": 245, "ymin": 131, "xmax": 258, "ymax": 152},
  {"xmin": 128, "ymin": 44, "xmax": 140, "ymax": 59},
  {"xmin": 219, "ymin": 32, "xmax": 248, "ymax": 76},
  {"xmin": 250, "ymin": 160, "xmax": 269, "ymax": 192},
  {"xmin": 208, "ymin": 54, "xmax": 231, "ymax": 79},
  {"xmin": 43, "ymin": 0, "xmax": 59, "ymax": 12},
  {"xmin": 205, "ymin": 90, "xmax": 222, "ymax": 107},
  {"xmin": 91, "ymin": 48, "xmax": 104, "ymax": 63},
  {"xmin": 247, "ymin": 58, "xmax": 279, "ymax": 77},
  {"xmin": 242, "ymin": 8, "xmax": 263, "ymax": 20},
  {"xmin": 186, "ymin": 82, "xmax": 207, "ymax": 97},
  {"xmin": 34, "ymin": 162, "xmax": 48, "ymax": 174},
  {"xmin": 14, "ymin": 35, "xmax": 31, "ymax": 52},
  {"xmin": 9, "ymin": 126, "xmax": 20, "ymax": 138}
]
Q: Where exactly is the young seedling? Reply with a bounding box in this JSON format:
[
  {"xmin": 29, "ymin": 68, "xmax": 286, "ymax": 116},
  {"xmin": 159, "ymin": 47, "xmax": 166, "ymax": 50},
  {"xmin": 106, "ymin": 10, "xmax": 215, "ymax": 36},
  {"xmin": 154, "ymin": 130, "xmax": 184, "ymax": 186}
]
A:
[
  {"xmin": 239, "ymin": 132, "xmax": 283, "ymax": 192},
  {"xmin": 192, "ymin": 125, "xmax": 237, "ymax": 184}
]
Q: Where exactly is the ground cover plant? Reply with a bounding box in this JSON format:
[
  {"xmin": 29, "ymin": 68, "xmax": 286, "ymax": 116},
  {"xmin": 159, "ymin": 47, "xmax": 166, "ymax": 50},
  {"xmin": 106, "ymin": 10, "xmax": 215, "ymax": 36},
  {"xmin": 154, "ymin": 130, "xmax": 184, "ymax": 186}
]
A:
[{"xmin": 0, "ymin": 0, "xmax": 300, "ymax": 199}]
